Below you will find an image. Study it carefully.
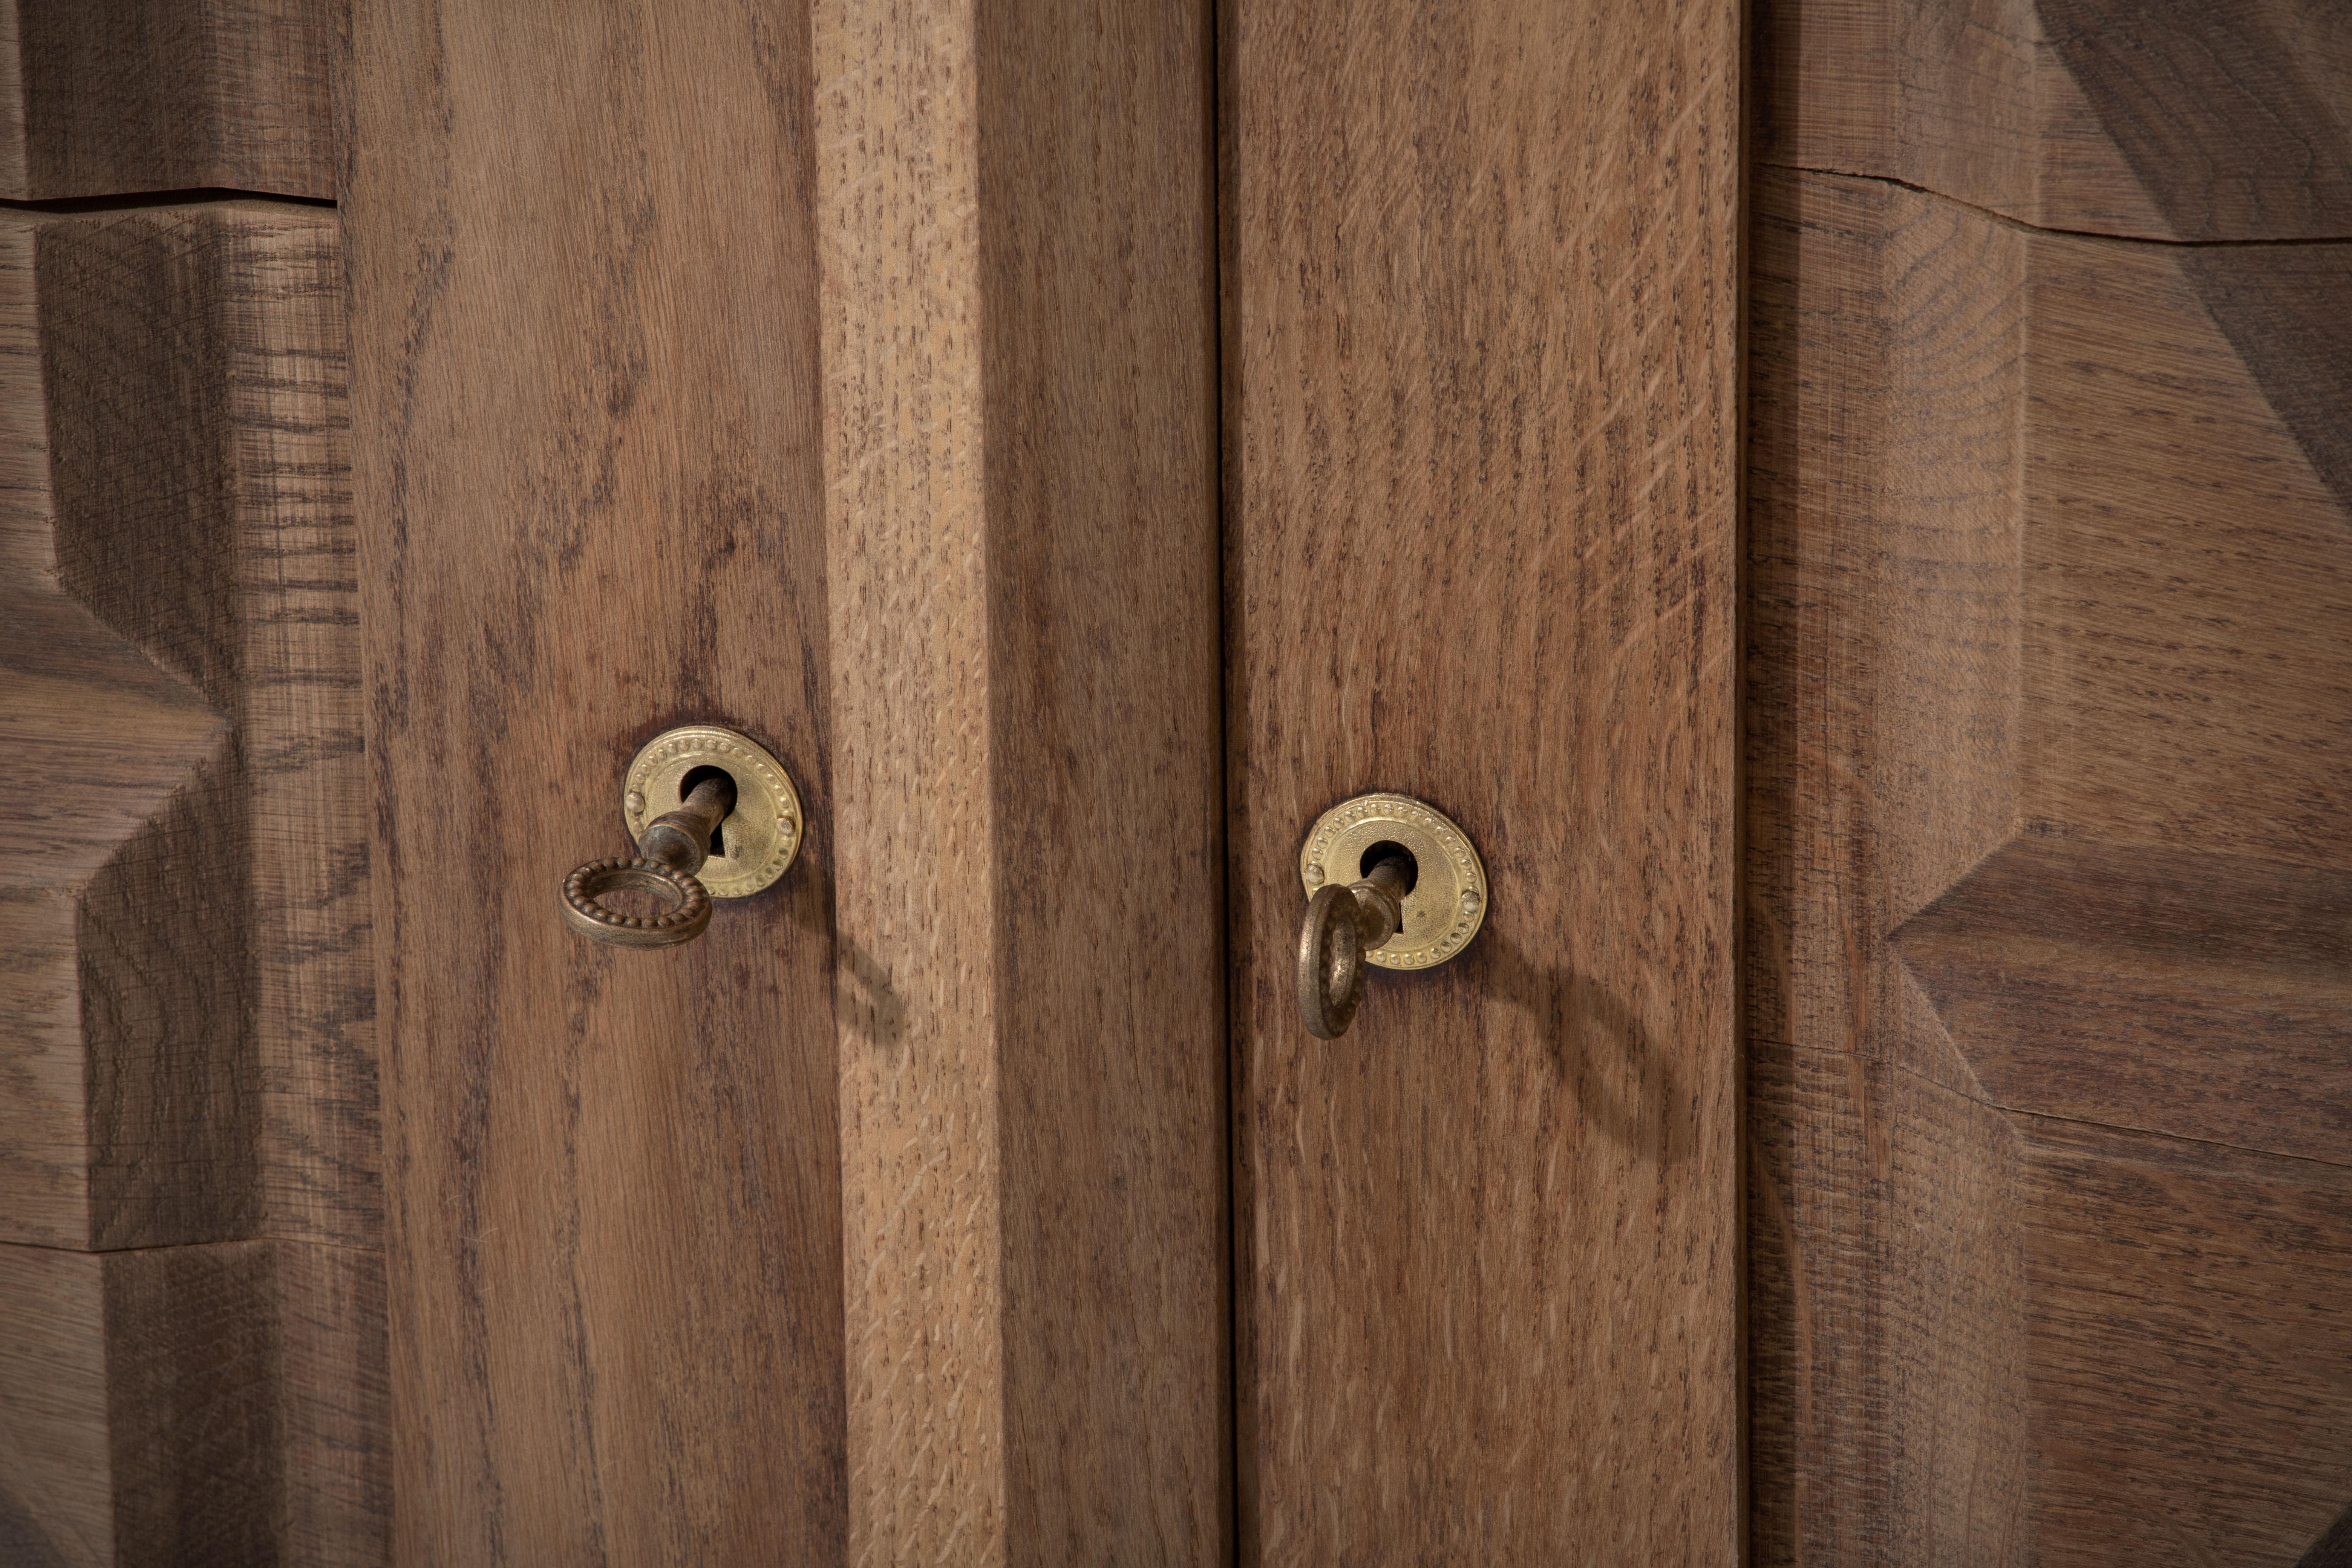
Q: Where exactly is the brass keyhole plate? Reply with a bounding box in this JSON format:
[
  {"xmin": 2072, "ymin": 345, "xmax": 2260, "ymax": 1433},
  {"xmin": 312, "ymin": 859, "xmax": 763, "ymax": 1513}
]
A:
[
  {"xmin": 621, "ymin": 725, "xmax": 801, "ymax": 899},
  {"xmin": 1298, "ymin": 792, "xmax": 1487, "ymax": 969}
]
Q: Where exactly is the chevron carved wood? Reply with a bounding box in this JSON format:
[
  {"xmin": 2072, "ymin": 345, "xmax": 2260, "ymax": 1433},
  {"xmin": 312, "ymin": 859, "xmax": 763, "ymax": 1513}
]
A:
[
  {"xmin": 1749, "ymin": 165, "xmax": 2352, "ymax": 1565},
  {"xmin": 0, "ymin": 203, "xmax": 382, "ymax": 1564}
]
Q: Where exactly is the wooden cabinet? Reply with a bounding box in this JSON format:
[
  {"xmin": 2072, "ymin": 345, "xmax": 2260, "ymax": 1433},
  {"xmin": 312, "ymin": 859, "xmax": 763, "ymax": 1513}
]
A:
[{"xmin": 0, "ymin": 0, "xmax": 2342, "ymax": 1564}]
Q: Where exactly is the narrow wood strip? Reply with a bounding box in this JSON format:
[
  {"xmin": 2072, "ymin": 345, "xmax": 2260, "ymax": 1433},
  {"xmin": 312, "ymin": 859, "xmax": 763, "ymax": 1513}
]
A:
[
  {"xmin": 815, "ymin": 0, "xmax": 1003, "ymax": 1549},
  {"xmin": 815, "ymin": 0, "xmax": 1224, "ymax": 1555}
]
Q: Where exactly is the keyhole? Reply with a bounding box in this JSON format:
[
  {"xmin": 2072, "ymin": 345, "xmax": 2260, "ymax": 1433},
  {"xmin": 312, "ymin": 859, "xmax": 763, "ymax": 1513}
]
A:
[
  {"xmin": 1359, "ymin": 839, "xmax": 1419, "ymax": 892},
  {"xmin": 680, "ymin": 764, "xmax": 735, "ymax": 858}
]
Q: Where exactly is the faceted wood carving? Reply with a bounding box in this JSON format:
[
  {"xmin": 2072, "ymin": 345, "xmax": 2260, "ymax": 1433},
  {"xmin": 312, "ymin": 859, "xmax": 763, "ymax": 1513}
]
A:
[
  {"xmin": 0, "ymin": 0, "xmax": 335, "ymax": 200},
  {"xmin": 1749, "ymin": 168, "xmax": 2352, "ymax": 1564},
  {"xmin": 0, "ymin": 204, "xmax": 381, "ymax": 1563}
]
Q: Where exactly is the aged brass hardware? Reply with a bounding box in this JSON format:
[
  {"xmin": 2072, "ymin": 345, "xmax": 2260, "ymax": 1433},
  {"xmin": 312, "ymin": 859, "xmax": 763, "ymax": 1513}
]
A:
[
  {"xmin": 1296, "ymin": 792, "xmax": 1488, "ymax": 1037},
  {"xmin": 562, "ymin": 775, "xmax": 731, "ymax": 947},
  {"xmin": 1297, "ymin": 854, "xmax": 1410, "ymax": 1037},
  {"xmin": 560, "ymin": 724, "xmax": 804, "ymax": 948}
]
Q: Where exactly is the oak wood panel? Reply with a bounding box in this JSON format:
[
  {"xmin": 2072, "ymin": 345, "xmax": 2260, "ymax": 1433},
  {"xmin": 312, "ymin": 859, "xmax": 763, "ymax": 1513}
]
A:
[
  {"xmin": 1756, "ymin": 0, "xmax": 2352, "ymax": 241},
  {"xmin": 0, "ymin": 199, "xmax": 381, "ymax": 1560},
  {"xmin": 813, "ymin": 0, "xmax": 1225, "ymax": 1556},
  {"xmin": 0, "ymin": 0, "xmax": 334, "ymax": 201},
  {"xmin": 1897, "ymin": 839, "xmax": 2352, "ymax": 1162},
  {"xmin": 0, "ymin": 1239, "xmax": 385, "ymax": 1568},
  {"xmin": 341, "ymin": 3, "xmax": 847, "ymax": 1559},
  {"xmin": 0, "ymin": 203, "xmax": 227, "ymax": 1250},
  {"xmin": 1225, "ymin": 0, "xmax": 1741, "ymax": 1556},
  {"xmin": 1744, "ymin": 174, "xmax": 2025, "ymax": 1084},
  {"xmin": 2024, "ymin": 1117, "xmax": 2352, "ymax": 1565},
  {"xmin": 0, "ymin": 203, "xmax": 371, "ymax": 1254},
  {"xmin": 2020, "ymin": 231, "xmax": 2352, "ymax": 863},
  {"xmin": 1747, "ymin": 165, "xmax": 2352, "ymax": 1564},
  {"xmin": 47, "ymin": 205, "xmax": 375, "ymax": 1253},
  {"xmin": 1748, "ymin": 1042, "xmax": 2029, "ymax": 1566},
  {"xmin": 1751, "ymin": 1041, "xmax": 2352, "ymax": 1568},
  {"xmin": 0, "ymin": 1244, "xmax": 110, "ymax": 1563}
]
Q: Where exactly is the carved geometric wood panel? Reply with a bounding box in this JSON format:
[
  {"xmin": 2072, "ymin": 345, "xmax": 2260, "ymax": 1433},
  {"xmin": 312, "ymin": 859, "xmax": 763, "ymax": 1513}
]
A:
[
  {"xmin": 0, "ymin": 203, "xmax": 381, "ymax": 1563},
  {"xmin": 1749, "ymin": 167, "xmax": 2352, "ymax": 1565},
  {"xmin": 1756, "ymin": 0, "xmax": 2352, "ymax": 241}
]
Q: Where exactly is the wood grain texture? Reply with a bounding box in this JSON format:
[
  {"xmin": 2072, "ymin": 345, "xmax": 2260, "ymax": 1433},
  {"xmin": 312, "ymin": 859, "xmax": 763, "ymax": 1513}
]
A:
[
  {"xmin": 1897, "ymin": 840, "xmax": 2352, "ymax": 1161},
  {"xmin": 0, "ymin": 199, "xmax": 381, "ymax": 1559},
  {"xmin": 1756, "ymin": 0, "xmax": 2352, "ymax": 240},
  {"xmin": 813, "ymin": 0, "xmax": 1225, "ymax": 1556},
  {"xmin": 0, "ymin": 211, "xmax": 225, "ymax": 1251},
  {"xmin": 1748, "ymin": 1042, "xmax": 2029, "ymax": 1566},
  {"xmin": 0, "ymin": 1243, "xmax": 110, "ymax": 1563},
  {"xmin": 1224, "ymin": 0, "xmax": 1741, "ymax": 1556},
  {"xmin": 341, "ymin": 2, "xmax": 848, "ymax": 1559},
  {"xmin": 2023, "ymin": 1118, "xmax": 2352, "ymax": 1566},
  {"xmin": 0, "ymin": 0, "xmax": 334, "ymax": 200},
  {"xmin": 0, "ymin": 1239, "xmax": 384, "ymax": 1568},
  {"xmin": 1747, "ymin": 165, "xmax": 2352, "ymax": 1563},
  {"xmin": 0, "ymin": 202, "xmax": 372, "ymax": 1254}
]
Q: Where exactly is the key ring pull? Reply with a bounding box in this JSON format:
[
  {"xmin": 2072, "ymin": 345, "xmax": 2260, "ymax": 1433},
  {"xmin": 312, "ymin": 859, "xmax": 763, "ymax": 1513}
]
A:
[
  {"xmin": 560, "ymin": 776, "xmax": 733, "ymax": 947},
  {"xmin": 1296, "ymin": 864, "xmax": 1407, "ymax": 1038}
]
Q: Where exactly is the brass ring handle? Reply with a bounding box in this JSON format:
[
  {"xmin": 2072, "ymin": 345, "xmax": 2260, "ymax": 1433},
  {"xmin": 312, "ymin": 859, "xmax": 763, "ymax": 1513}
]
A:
[
  {"xmin": 1297, "ymin": 857, "xmax": 1409, "ymax": 1038},
  {"xmin": 560, "ymin": 857, "xmax": 712, "ymax": 947},
  {"xmin": 561, "ymin": 773, "xmax": 735, "ymax": 949}
]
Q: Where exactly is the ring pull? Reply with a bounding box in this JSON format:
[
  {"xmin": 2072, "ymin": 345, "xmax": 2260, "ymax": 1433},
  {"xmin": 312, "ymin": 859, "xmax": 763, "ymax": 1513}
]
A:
[
  {"xmin": 561, "ymin": 774, "xmax": 734, "ymax": 948},
  {"xmin": 1296, "ymin": 858, "xmax": 1410, "ymax": 1038}
]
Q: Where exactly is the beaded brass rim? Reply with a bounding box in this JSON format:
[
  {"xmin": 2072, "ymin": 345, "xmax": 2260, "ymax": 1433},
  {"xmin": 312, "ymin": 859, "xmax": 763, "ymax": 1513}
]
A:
[
  {"xmin": 621, "ymin": 726, "xmax": 801, "ymax": 899},
  {"xmin": 560, "ymin": 857, "xmax": 712, "ymax": 948},
  {"xmin": 1298, "ymin": 792, "xmax": 1488, "ymax": 969}
]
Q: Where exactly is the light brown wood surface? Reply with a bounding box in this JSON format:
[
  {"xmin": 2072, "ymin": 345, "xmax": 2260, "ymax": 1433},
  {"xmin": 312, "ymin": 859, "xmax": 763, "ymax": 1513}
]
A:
[
  {"xmin": 1756, "ymin": 0, "xmax": 2352, "ymax": 241},
  {"xmin": 1224, "ymin": 0, "xmax": 1742, "ymax": 1556},
  {"xmin": 347, "ymin": 0, "xmax": 1226, "ymax": 1556},
  {"xmin": 1746, "ymin": 165, "xmax": 2352, "ymax": 1563},
  {"xmin": 813, "ymin": 0, "xmax": 1225, "ymax": 1556},
  {"xmin": 0, "ymin": 0, "xmax": 334, "ymax": 200},
  {"xmin": 0, "ymin": 198, "xmax": 382, "ymax": 1563},
  {"xmin": 341, "ymin": 2, "xmax": 847, "ymax": 1559}
]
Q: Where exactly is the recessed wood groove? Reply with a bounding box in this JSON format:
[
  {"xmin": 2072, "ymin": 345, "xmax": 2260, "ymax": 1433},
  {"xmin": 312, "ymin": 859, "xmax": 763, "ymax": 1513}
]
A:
[{"xmin": 0, "ymin": 190, "xmax": 338, "ymax": 216}]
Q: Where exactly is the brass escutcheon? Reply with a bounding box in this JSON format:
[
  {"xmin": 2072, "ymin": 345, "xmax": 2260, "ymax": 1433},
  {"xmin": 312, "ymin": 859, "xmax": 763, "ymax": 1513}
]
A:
[
  {"xmin": 620, "ymin": 724, "xmax": 802, "ymax": 899},
  {"xmin": 1298, "ymin": 791, "xmax": 1487, "ymax": 971}
]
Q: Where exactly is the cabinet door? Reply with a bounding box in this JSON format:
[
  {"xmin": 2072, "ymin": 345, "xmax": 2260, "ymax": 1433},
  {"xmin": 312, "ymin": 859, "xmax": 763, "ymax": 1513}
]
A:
[
  {"xmin": 1749, "ymin": 3, "xmax": 2352, "ymax": 1562},
  {"xmin": 343, "ymin": 0, "xmax": 1223, "ymax": 1560},
  {"xmin": 1222, "ymin": 0, "xmax": 1744, "ymax": 1559}
]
